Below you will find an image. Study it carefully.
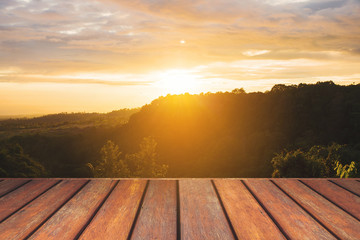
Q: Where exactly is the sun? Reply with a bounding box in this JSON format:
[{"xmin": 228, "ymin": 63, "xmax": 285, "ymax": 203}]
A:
[{"xmin": 155, "ymin": 69, "xmax": 199, "ymax": 94}]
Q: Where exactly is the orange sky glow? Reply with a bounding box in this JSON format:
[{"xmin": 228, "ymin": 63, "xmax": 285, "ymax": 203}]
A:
[{"xmin": 0, "ymin": 0, "xmax": 360, "ymax": 115}]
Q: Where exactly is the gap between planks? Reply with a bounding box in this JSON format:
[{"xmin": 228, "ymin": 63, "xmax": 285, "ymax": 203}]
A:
[
  {"xmin": 126, "ymin": 180, "xmax": 150, "ymax": 240},
  {"xmin": 328, "ymin": 180, "xmax": 360, "ymax": 197},
  {"xmin": 211, "ymin": 180, "xmax": 239, "ymax": 240},
  {"xmin": 2, "ymin": 179, "xmax": 359, "ymax": 240},
  {"xmin": 74, "ymin": 180, "xmax": 120, "ymax": 239},
  {"xmin": 0, "ymin": 180, "xmax": 61, "ymax": 223},
  {"xmin": 0, "ymin": 179, "xmax": 31, "ymax": 198},
  {"xmin": 299, "ymin": 180, "xmax": 360, "ymax": 222},
  {"xmin": 24, "ymin": 180, "xmax": 90, "ymax": 239},
  {"xmin": 241, "ymin": 180, "xmax": 290, "ymax": 240},
  {"xmin": 270, "ymin": 180, "xmax": 341, "ymax": 240}
]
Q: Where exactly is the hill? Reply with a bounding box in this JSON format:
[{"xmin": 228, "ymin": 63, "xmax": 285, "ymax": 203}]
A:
[
  {"xmin": 119, "ymin": 81, "xmax": 360, "ymax": 177},
  {"xmin": 1, "ymin": 81, "xmax": 359, "ymax": 177},
  {"xmin": 0, "ymin": 109, "xmax": 139, "ymax": 139}
]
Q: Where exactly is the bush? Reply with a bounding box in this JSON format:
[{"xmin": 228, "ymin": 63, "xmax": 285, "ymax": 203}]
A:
[
  {"xmin": 90, "ymin": 137, "xmax": 168, "ymax": 177},
  {"xmin": 0, "ymin": 143, "xmax": 47, "ymax": 177},
  {"xmin": 272, "ymin": 143, "xmax": 360, "ymax": 178}
]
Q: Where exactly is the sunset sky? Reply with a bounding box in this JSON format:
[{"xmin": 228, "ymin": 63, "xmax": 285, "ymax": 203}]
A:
[{"xmin": 1, "ymin": 0, "xmax": 360, "ymax": 115}]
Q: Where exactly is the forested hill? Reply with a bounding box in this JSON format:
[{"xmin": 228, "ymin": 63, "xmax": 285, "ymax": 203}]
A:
[
  {"xmin": 0, "ymin": 109, "xmax": 139, "ymax": 129},
  {"xmin": 1, "ymin": 81, "xmax": 360, "ymax": 178},
  {"xmin": 0, "ymin": 109, "xmax": 139, "ymax": 140},
  {"xmin": 121, "ymin": 81, "xmax": 360, "ymax": 177}
]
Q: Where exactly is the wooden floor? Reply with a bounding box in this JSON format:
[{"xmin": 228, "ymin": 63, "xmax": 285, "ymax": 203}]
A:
[{"xmin": 0, "ymin": 179, "xmax": 359, "ymax": 240}]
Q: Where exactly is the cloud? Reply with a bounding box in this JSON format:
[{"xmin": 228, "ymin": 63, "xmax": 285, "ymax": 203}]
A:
[
  {"xmin": 0, "ymin": 73, "xmax": 154, "ymax": 86},
  {"xmin": 0, "ymin": 0, "xmax": 359, "ymax": 83},
  {"xmin": 242, "ymin": 50, "xmax": 271, "ymax": 57}
]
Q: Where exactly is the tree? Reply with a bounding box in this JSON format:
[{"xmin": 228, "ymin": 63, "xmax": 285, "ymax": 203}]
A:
[
  {"xmin": 92, "ymin": 140, "xmax": 130, "ymax": 177},
  {"xmin": 125, "ymin": 137, "xmax": 168, "ymax": 177},
  {"xmin": 91, "ymin": 137, "xmax": 168, "ymax": 177},
  {"xmin": 231, "ymin": 88, "xmax": 245, "ymax": 94},
  {"xmin": 271, "ymin": 149, "xmax": 324, "ymax": 178},
  {"xmin": 272, "ymin": 143, "xmax": 360, "ymax": 178},
  {"xmin": 0, "ymin": 143, "xmax": 47, "ymax": 177}
]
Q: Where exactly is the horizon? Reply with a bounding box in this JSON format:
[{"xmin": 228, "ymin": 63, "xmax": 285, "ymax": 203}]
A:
[
  {"xmin": 0, "ymin": 81, "xmax": 356, "ymax": 118},
  {"xmin": 1, "ymin": 0, "xmax": 360, "ymax": 115},
  {"xmin": 0, "ymin": 84, "xmax": 296, "ymax": 117}
]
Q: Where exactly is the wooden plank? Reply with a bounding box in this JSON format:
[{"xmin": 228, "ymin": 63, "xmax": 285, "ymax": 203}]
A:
[
  {"xmin": 214, "ymin": 180, "xmax": 286, "ymax": 240},
  {"xmin": 0, "ymin": 179, "xmax": 29, "ymax": 197},
  {"xmin": 302, "ymin": 179, "xmax": 360, "ymax": 219},
  {"xmin": 274, "ymin": 179, "xmax": 360, "ymax": 240},
  {"xmin": 0, "ymin": 179, "xmax": 59, "ymax": 222},
  {"xmin": 179, "ymin": 179, "xmax": 234, "ymax": 240},
  {"xmin": 244, "ymin": 179, "xmax": 336, "ymax": 240},
  {"xmin": 330, "ymin": 179, "xmax": 360, "ymax": 196},
  {"xmin": 0, "ymin": 180, "xmax": 87, "ymax": 240},
  {"xmin": 28, "ymin": 180, "xmax": 115, "ymax": 240},
  {"xmin": 131, "ymin": 180, "xmax": 177, "ymax": 240},
  {"xmin": 78, "ymin": 180, "xmax": 147, "ymax": 240}
]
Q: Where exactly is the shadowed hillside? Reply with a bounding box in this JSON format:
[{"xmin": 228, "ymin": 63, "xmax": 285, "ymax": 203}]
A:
[
  {"xmin": 119, "ymin": 81, "xmax": 360, "ymax": 177},
  {"xmin": 1, "ymin": 81, "xmax": 360, "ymax": 177}
]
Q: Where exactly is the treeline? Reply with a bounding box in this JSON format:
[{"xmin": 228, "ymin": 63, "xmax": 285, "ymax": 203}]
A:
[
  {"xmin": 0, "ymin": 81, "xmax": 359, "ymax": 177},
  {"xmin": 120, "ymin": 81, "xmax": 360, "ymax": 177},
  {"xmin": 0, "ymin": 108, "xmax": 139, "ymax": 130}
]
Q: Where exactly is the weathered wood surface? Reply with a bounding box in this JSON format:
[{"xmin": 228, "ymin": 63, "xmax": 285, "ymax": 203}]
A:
[
  {"xmin": 131, "ymin": 180, "xmax": 177, "ymax": 240},
  {"xmin": 78, "ymin": 180, "xmax": 147, "ymax": 240},
  {"xmin": 179, "ymin": 179, "xmax": 235, "ymax": 240},
  {"xmin": 273, "ymin": 179, "xmax": 360, "ymax": 240},
  {"xmin": 0, "ymin": 179, "xmax": 59, "ymax": 222},
  {"xmin": 0, "ymin": 179, "xmax": 29, "ymax": 197},
  {"xmin": 330, "ymin": 179, "xmax": 360, "ymax": 196},
  {"xmin": 0, "ymin": 178, "xmax": 359, "ymax": 240},
  {"xmin": 244, "ymin": 179, "xmax": 336, "ymax": 240},
  {"xmin": 214, "ymin": 179, "xmax": 285, "ymax": 240},
  {"xmin": 0, "ymin": 180, "xmax": 87, "ymax": 240},
  {"xmin": 302, "ymin": 179, "xmax": 360, "ymax": 220},
  {"xmin": 28, "ymin": 180, "xmax": 115, "ymax": 240}
]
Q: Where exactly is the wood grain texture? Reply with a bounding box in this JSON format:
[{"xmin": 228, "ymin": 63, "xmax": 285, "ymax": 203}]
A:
[
  {"xmin": 244, "ymin": 179, "xmax": 336, "ymax": 240},
  {"xmin": 214, "ymin": 179, "xmax": 286, "ymax": 240},
  {"xmin": 330, "ymin": 179, "xmax": 360, "ymax": 195},
  {"xmin": 28, "ymin": 180, "xmax": 115, "ymax": 240},
  {"xmin": 1, "ymin": 178, "xmax": 360, "ymax": 240},
  {"xmin": 0, "ymin": 180, "xmax": 87, "ymax": 240},
  {"xmin": 274, "ymin": 179, "xmax": 360, "ymax": 240},
  {"xmin": 179, "ymin": 179, "xmax": 234, "ymax": 240},
  {"xmin": 78, "ymin": 180, "xmax": 147, "ymax": 240},
  {"xmin": 0, "ymin": 179, "xmax": 29, "ymax": 197},
  {"xmin": 0, "ymin": 179, "xmax": 59, "ymax": 222},
  {"xmin": 302, "ymin": 179, "xmax": 360, "ymax": 219},
  {"xmin": 131, "ymin": 180, "xmax": 177, "ymax": 240},
  {"xmin": 131, "ymin": 180, "xmax": 176, "ymax": 240}
]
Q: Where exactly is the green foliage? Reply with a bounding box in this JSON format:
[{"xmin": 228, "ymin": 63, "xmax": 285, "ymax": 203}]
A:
[
  {"xmin": 0, "ymin": 82, "xmax": 359, "ymax": 177},
  {"xmin": 271, "ymin": 149, "xmax": 325, "ymax": 178},
  {"xmin": 125, "ymin": 137, "xmax": 168, "ymax": 177},
  {"xmin": 272, "ymin": 143, "xmax": 360, "ymax": 178},
  {"xmin": 91, "ymin": 137, "xmax": 168, "ymax": 177},
  {"xmin": 92, "ymin": 140, "xmax": 130, "ymax": 177},
  {"xmin": 334, "ymin": 161, "xmax": 357, "ymax": 178},
  {"xmin": 0, "ymin": 143, "xmax": 47, "ymax": 177},
  {"xmin": 0, "ymin": 108, "xmax": 139, "ymax": 140}
]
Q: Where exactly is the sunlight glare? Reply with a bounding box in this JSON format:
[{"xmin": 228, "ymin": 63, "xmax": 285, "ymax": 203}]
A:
[{"xmin": 155, "ymin": 69, "xmax": 200, "ymax": 94}]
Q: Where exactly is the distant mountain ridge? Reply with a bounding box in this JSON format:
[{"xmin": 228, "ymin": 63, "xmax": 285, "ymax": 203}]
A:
[{"xmin": 0, "ymin": 109, "xmax": 139, "ymax": 130}]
